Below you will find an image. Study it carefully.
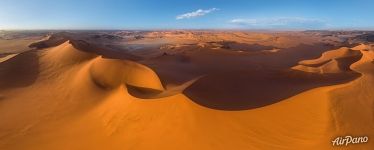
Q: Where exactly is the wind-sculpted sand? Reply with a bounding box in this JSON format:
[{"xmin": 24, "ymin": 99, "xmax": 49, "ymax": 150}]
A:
[
  {"xmin": 292, "ymin": 47, "xmax": 363, "ymax": 74},
  {"xmin": 0, "ymin": 31, "xmax": 373, "ymax": 150},
  {"xmin": 0, "ymin": 54, "xmax": 18, "ymax": 63}
]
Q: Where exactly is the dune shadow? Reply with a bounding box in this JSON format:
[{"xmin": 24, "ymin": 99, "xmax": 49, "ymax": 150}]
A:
[
  {"xmin": 69, "ymin": 40, "xmax": 141, "ymax": 61},
  {"xmin": 217, "ymin": 41, "xmax": 278, "ymax": 52},
  {"xmin": 0, "ymin": 50, "xmax": 40, "ymax": 90},
  {"xmin": 126, "ymin": 84, "xmax": 163, "ymax": 99},
  {"xmin": 126, "ymin": 77, "xmax": 201, "ymax": 99},
  {"xmin": 183, "ymin": 70, "xmax": 361, "ymax": 110},
  {"xmin": 144, "ymin": 43, "xmax": 355, "ymax": 110}
]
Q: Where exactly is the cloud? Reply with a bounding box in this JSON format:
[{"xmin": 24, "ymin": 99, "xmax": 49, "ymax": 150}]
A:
[
  {"xmin": 176, "ymin": 8, "xmax": 219, "ymax": 20},
  {"xmin": 229, "ymin": 17, "xmax": 327, "ymax": 29}
]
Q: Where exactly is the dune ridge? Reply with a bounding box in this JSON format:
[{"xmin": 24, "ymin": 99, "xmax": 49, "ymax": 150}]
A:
[
  {"xmin": 0, "ymin": 53, "xmax": 18, "ymax": 63},
  {"xmin": 326, "ymin": 44, "xmax": 374, "ymax": 149},
  {"xmin": 0, "ymin": 37, "xmax": 373, "ymax": 150},
  {"xmin": 292, "ymin": 47, "xmax": 362, "ymax": 74}
]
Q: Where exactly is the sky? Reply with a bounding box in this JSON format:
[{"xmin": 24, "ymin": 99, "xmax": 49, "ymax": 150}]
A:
[{"xmin": 0, "ymin": 0, "xmax": 373, "ymax": 30}]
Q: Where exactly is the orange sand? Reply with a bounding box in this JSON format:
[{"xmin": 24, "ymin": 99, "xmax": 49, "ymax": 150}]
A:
[{"xmin": 0, "ymin": 35, "xmax": 373, "ymax": 150}]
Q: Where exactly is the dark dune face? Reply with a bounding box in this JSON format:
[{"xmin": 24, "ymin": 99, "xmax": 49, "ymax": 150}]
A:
[
  {"xmin": 29, "ymin": 34, "xmax": 142, "ymax": 61},
  {"xmin": 183, "ymin": 71, "xmax": 360, "ymax": 110},
  {"xmin": 1, "ymin": 30, "xmax": 369, "ymax": 110},
  {"xmin": 29, "ymin": 32, "xmax": 71, "ymax": 49},
  {"xmin": 145, "ymin": 44, "xmax": 362, "ymax": 110},
  {"xmin": 0, "ymin": 50, "xmax": 40, "ymax": 90},
  {"xmin": 217, "ymin": 41, "xmax": 278, "ymax": 52}
]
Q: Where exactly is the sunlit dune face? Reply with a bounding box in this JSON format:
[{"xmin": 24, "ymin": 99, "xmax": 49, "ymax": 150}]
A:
[
  {"xmin": 1, "ymin": 31, "xmax": 374, "ymax": 150},
  {"xmin": 0, "ymin": 32, "xmax": 368, "ymax": 110},
  {"xmin": 89, "ymin": 57, "xmax": 164, "ymax": 91}
]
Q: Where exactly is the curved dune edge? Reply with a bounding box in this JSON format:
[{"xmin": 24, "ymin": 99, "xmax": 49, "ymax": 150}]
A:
[
  {"xmin": 0, "ymin": 53, "xmax": 19, "ymax": 63},
  {"xmin": 0, "ymin": 42, "xmax": 373, "ymax": 150},
  {"xmin": 291, "ymin": 47, "xmax": 362, "ymax": 74},
  {"xmin": 328, "ymin": 44, "xmax": 374, "ymax": 141},
  {"xmin": 42, "ymin": 41, "xmax": 165, "ymax": 94},
  {"xmin": 89, "ymin": 57, "xmax": 164, "ymax": 91}
]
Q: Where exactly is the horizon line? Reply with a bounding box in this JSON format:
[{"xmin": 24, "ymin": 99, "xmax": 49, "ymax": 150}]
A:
[{"xmin": 2, "ymin": 27, "xmax": 374, "ymax": 32}]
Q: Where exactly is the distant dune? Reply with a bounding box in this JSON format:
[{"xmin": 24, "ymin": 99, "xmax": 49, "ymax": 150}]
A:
[
  {"xmin": 292, "ymin": 47, "xmax": 362, "ymax": 74},
  {"xmin": 0, "ymin": 31, "xmax": 373, "ymax": 150}
]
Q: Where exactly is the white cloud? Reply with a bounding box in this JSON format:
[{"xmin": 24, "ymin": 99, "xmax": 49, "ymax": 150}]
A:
[
  {"xmin": 230, "ymin": 17, "xmax": 326, "ymax": 28},
  {"xmin": 176, "ymin": 8, "xmax": 219, "ymax": 20}
]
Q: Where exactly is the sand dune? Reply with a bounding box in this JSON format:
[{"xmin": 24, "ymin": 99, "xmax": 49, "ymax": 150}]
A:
[
  {"xmin": 292, "ymin": 47, "xmax": 362, "ymax": 74},
  {"xmin": 0, "ymin": 53, "xmax": 18, "ymax": 63},
  {"xmin": 89, "ymin": 57, "xmax": 164, "ymax": 91},
  {"xmin": 0, "ymin": 50, "xmax": 39, "ymax": 89},
  {"xmin": 298, "ymin": 47, "xmax": 360, "ymax": 65},
  {"xmin": 326, "ymin": 44, "xmax": 374, "ymax": 149},
  {"xmin": 28, "ymin": 32, "xmax": 71, "ymax": 49},
  {"xmin": 0, "ymin": 33, "xmax": 373, "ymax": 150},
  {"xmin": 150, "ymin": 43, "xmax": 359, "ymax": 110}
]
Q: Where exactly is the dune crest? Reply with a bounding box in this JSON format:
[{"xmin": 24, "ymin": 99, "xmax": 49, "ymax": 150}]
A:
[
  {"xmin": 292, "ymin": 47, "xmax": 362, "ymax": 74},
  {"xmin": 326, "ymin": 44, "xmax": 374, "ymax": 149},
  {"xmin": 1, "ymin": 32, "xmax": 374, "ymax": 150},
  {"xmin": 41, "ymin": 41, "xmax": 97, "ymax": 66},
  {"xmin": 89, "ymin": 57, "xmax": 164, "ymax": 91},
  {"xmin": 0, "ymin": 53, "xmax": 18, "ymax": 63}
]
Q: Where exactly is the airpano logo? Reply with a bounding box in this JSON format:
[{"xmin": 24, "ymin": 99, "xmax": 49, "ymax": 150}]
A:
[{"xmin": 332, "ymin": 136, "xmax": 369, "ymax": 146}]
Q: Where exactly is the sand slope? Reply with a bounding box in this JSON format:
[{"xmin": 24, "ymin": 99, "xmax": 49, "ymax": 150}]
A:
[
  {"xmin": 0, "ymin": 54, "xmax": 18, "ymax": 63},
  {"xmin": 292, "ymin": 47, "xmax": 362, "ymax": 74},
  {"xmin": 0, "ymin": 41, "xmax": 373, "ymax": 150}
]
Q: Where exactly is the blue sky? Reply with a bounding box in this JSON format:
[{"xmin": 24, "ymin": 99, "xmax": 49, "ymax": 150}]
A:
[{"xmin": 0, "ymin": 0, "xmax": 373, "ymax": 30}]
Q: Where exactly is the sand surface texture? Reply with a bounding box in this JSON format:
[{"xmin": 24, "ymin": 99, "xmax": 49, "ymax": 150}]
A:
[{"xmin": 0, "ymin": 31, "xmax": 373, "ymax": 150}]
